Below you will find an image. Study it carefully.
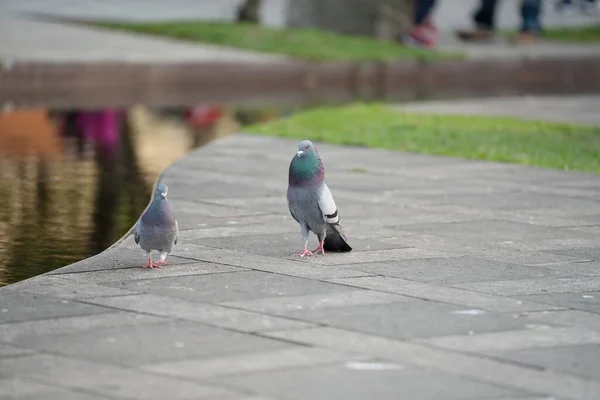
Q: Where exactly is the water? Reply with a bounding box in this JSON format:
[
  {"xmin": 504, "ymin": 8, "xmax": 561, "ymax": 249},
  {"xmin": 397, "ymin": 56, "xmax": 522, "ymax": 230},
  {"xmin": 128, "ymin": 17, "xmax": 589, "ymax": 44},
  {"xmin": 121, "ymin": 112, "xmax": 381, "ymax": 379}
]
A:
[{"xmin": 0, "ymin": 104, "xmax": 284, "ymax": 287}]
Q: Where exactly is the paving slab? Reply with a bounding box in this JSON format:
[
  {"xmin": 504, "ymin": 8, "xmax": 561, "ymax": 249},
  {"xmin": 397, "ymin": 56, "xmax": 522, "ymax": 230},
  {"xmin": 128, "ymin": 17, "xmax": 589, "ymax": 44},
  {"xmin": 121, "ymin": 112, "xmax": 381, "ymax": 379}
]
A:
[
  {"xmin": 217, "ymin": 362, "xmax": 530, "ymax": 400},
  {"xmin": 397, "ymin": 95, "xmax": 600, "ymax": 126},
  {"xmin": 0, "ymin": 16, "xmax": 288, "ymax": 63},
  {"xmin": 2, "ymin": 96, "xmax": 600, "ymax": 399}
]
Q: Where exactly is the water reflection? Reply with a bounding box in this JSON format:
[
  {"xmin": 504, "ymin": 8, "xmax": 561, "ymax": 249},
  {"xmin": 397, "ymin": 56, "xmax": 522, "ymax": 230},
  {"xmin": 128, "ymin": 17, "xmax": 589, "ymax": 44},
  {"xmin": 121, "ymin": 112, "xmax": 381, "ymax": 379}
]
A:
[{"xmin": 0, "ymin": 104, "xmax": 254, "ymax": 286}]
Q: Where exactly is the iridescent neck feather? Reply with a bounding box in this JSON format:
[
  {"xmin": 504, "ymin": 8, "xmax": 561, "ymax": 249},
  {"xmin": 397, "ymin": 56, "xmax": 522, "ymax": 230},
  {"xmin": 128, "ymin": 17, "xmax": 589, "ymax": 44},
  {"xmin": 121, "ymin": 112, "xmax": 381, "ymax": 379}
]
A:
[{"xmin": 289, "ymin": 150, "xmax": 324, "ymax": 187}]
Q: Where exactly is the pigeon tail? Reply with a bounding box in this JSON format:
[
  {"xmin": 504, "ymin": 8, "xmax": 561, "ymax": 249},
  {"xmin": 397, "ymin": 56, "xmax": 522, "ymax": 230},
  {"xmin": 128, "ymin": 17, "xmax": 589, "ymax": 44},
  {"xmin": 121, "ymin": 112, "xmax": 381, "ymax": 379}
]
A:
[{"xmin": 323, "ymin": 223, "xmax": 352, "ymax": 252}]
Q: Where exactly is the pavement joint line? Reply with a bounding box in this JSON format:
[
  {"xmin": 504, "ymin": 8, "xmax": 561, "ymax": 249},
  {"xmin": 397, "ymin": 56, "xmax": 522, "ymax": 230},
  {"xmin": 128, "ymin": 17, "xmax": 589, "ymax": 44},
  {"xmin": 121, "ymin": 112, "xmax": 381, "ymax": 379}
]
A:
[{"xmin": 72, "ymin": 296, "xmax": 326, "ymax": 339}]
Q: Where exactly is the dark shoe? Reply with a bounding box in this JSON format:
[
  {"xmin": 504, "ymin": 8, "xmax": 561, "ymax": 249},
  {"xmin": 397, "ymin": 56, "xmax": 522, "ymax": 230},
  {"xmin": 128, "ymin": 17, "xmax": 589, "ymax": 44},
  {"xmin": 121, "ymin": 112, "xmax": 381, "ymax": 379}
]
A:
[
  {"xmin": 513, "ymin": 32, "xmax": 539, "ymax": 45},
  {"xmin": 456, "ymin": 27, "xmax": 494, "ymax": 42}
]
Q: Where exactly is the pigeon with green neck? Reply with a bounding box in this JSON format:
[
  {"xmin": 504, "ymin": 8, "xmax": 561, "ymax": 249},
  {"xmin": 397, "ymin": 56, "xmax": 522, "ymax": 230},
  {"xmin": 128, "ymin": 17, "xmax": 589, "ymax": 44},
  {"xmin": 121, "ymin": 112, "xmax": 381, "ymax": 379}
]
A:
[
  {"xmin": 287, "ymin": 140, "xmax": 352, "ymax": 257},
  {"xmin": 134, "ymin": 183, "xmax": 179, "ymax": 268}
]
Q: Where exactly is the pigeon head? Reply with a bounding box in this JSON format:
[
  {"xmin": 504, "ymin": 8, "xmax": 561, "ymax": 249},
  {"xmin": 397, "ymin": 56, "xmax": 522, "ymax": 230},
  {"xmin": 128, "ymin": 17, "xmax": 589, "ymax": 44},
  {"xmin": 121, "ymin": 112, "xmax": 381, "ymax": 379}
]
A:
[
  {"xmin": 289, "ymin": 140, "xmax": 324, "ymax": 186},
  {"xmin": 296, "ymin": 140, "xmax": 317, "ymax": 159},
  {"xmin": 156, "ymin": 183, "xmax": 168, "ymax": 199}
]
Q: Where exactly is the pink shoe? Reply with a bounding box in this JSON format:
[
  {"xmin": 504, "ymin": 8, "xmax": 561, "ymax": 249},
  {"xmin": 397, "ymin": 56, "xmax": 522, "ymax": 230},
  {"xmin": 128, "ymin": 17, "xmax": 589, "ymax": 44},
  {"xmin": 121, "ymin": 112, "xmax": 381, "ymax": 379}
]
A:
[{"xmin": 403, "ymin": 25, "xmax": 437, "ymax": 49}]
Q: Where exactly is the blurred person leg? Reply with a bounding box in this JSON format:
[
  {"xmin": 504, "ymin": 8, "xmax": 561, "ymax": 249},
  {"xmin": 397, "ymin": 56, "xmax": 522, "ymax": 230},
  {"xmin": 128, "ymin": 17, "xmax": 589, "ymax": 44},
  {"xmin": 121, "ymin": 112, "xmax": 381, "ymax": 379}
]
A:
[
  {"xmin": 456, "ymin": 0, "xmax": 500, "ymax": 42},
  {"xmin": 580, "ymin": 0, "xmax": 598, "ymax": 14},
  {"xmin": 516, "ymin": 0, "xmax": 543, "ymax": 44},
  {"xmin": 555, "ymin": 0, "xmax": 574, "ymax": 14},
  {"xmin": 403, "ymin": 0, "xmax": 438, "ymax": 48}
]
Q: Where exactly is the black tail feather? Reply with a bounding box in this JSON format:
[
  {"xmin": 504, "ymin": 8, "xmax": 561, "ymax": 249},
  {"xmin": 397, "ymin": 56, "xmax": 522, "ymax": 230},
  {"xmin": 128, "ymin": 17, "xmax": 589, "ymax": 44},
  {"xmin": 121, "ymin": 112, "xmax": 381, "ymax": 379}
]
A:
[{"xmin": 323, "ymin": 223, "xmax": 352, "ymax": 252}]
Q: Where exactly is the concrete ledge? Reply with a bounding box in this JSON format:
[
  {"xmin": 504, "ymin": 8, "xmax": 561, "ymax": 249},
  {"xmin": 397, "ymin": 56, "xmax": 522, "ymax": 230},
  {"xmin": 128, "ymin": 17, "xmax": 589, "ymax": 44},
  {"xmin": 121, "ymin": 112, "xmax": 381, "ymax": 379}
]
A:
[{"xmin": 3, "ymin": 57, "xmax": 600, "ymax": 109}]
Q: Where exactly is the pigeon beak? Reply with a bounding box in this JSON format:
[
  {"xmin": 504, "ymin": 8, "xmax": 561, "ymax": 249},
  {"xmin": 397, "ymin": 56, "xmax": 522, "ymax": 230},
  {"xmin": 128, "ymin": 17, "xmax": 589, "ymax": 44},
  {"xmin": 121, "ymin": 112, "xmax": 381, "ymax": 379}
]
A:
[{"xmin": 296, "ymin": 150, "xmax": 304, "ymax": 158}]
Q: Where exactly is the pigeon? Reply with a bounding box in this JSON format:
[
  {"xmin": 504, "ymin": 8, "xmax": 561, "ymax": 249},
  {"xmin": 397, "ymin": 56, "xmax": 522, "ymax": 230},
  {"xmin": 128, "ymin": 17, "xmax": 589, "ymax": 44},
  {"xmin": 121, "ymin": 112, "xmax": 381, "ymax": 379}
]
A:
[
  {"xmin": 134, "ymin": 183, "xmax": 179, "ymax": 268},
  {"xmin": 287, "ymin": 140, "xmax": 352, "ymax": 257}
]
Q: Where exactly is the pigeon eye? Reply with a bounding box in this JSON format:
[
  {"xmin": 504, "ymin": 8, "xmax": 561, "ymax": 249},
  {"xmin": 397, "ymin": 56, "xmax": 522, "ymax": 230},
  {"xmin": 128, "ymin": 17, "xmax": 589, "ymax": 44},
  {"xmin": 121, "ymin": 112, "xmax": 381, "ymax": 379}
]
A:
[{"xmin": 305, "ymin": 145, "xmax": 309, "ymax": 149}]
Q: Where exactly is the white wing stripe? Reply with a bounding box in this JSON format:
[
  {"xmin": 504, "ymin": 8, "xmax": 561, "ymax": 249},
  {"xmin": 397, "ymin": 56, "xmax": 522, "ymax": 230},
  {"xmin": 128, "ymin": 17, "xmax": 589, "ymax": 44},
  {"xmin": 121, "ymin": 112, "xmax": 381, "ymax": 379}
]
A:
[{"xmin": 318, "ymin": 184, "xmax": 339, "ymax": 224}]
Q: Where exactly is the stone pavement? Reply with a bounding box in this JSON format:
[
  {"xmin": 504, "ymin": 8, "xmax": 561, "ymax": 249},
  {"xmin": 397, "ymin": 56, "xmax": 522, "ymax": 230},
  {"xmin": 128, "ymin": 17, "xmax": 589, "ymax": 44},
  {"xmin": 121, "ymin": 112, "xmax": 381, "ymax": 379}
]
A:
[
  {"xmin": 2, "ymin": 96, "xmax": 600, "ymax": 399},
  {"xmin": 0, "ymin": 17, "xmax": 286, "ymax": 63},
  {"xmin": 397, "ymin": 95, "xmax": 600, "ymax": 125}
]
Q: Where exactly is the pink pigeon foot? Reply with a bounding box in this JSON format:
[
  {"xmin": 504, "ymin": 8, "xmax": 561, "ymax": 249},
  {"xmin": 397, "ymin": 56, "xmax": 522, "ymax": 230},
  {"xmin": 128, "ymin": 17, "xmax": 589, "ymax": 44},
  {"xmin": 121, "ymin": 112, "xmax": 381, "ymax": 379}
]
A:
[
  {"xmin": 312, "ymin": 240, "xmax": 325, "ymax": 255},
  {"xmin": 155, "ymin": 260, "xmax": 167, "ymax": 266},
  {"xmin": 142, "ymin": 256, "xmax": 161, "ymax": 269},
  {"xmin": 294, "ymin": 247, "xmax": 313, "ymax": 258}
]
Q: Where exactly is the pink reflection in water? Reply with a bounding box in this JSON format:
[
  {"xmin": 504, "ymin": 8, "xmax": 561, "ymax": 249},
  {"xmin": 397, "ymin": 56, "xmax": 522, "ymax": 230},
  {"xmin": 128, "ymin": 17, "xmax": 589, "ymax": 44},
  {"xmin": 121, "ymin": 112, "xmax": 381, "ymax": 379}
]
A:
[{"xmin": 75, "ymin": 109, "xmax": 122, "ymax": 155}]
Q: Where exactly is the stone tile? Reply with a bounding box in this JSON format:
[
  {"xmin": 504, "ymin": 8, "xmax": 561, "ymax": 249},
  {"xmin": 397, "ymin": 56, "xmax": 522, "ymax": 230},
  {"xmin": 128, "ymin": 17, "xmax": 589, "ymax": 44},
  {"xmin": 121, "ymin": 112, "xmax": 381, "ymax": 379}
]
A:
[
  {"xmin": 463, "ymin": 248, "xmax": 588, "ymax": 266},
  {"xmin": 318, "ymin": 173, "xmax": 429, "ymax": 193},
  {"xmin": 419, "ymin": 326, "xmax": 600, "ymax": 353},
  {"xmin": 546, "ymin": 247, "xmax": 600, "ymax": 262},
  {"xmin": 454, "ymin": 277, "xmax": 600, "ymax": 296},
  {"xmin": 175, "ymin": 249, "xmax": 372, "ymax": 280},
  {"xmin": 174, "ymin": 224, "xmax": 296, "ymax": 244},
  {"xmin": 379, "ymin": 235, "xmax": 588, "ymax": 266},
  {"xmin": 518, "ymin": 291, "xmax": 600, "ymax": 313},
  {"xmin": 198, "ymin": 233, "xmax": 403, "ymax": 258},
  {"xmin": 568, "ymin": 225, "xmax": 600, "ymax": 236},
  {"xmin": 5, "ymin": 275, "xmax": 139, "ymax": 300},
  {"xmin": 218, "ymin": 362, "xmax": 527, "ymax": 400},
  {"xmin": 0, "ymin": 379, "xmax": 113, "ymax": 400},
  {"xmin": 528, "ymin": 261, "xmax": 600, "ymax": 278},
  {"xmin": 283, "ymin": 300, "xmax": 536, "ymax": 340},
  {"xmin": 0, "ymin": 354, "xmax": 233, "ymax": 400},
  {"xmin": 168, "ymin": 180, "xmax": 282, "ymax": 201},
  {"xmin": 220, "ymin": 290, "xmax": 410, "ymax": 315},
  {"xmin": 167, "ymin": 198, "xmax": 268, "ymax": 219},
  {"xmin": 0, "ymin": 292, "xmax": 113, "ymax": 324},
  {"xmin": 105, "ymin": 270, "xmax": 354, "ymax": 303},
  {"xmin": 263, "ymin": 327, "xmax": 600, "ymax": 400},
  {"xmin": 205, "ymin": 196, "xmax": 291, "ymax": 215},
  {"xmin": 526, "ymin": 310, "xmax": 600, "ymax": 332},
  {"xmin": 345, "ymin": 256, "xmax": 578, "ymax": 285},
  {"xmin": 0, "ymin": 344, "xmax": 35, "ymax": 358},
  {"xmin": 201, "ymin": 396, "xmax": 276, "ymax": 400},
  {"xmin": 296, "ymin": 248, "xmax": 460, "ymax": 266},
  {"xmin": 197, "ymin": 232, "xmax": 316, "ymax": 257},
  {"xmin": 428, "ymin": 192, "xmax": 600, "ymax": 213},
  {"xmin": 56, "ymin": 261, "xmax": 245, "ymax": 284},
  {"xmin": 0, "ymin": 312, "xmax": 167, "ymax": 343},
  {"xmin": 404, "ymin": 220, "xmax": 595, "ymax": 242},
  {"xmin": 85, "ymin": 294, "xmax": 314, "ymax": 332},
  {"xmin": 344, "ymin": 210, "xmax": 487, "ymax": 229},
  {"xmin": 142, "ymin": 347, "xmax": 359, "ymax": 379},
  {"xmin": 490, "ymin": 344, "xmax": 600, "ymax": 382},
  {"xmin": 483, "ymin": 238, "xmax": 600, "ymax": 252},
  {"xmin": 49, "ymin": 242, "xmax": 197, "ymax": 274},
  {"xmin": 469, "ymin": 398, "xmax": 561, "ymax": 400},
  {"xmin": 11, "ymin": 320, "xmax": 292, "ymax": 367},
  {"xmin": 326, "ymin": 276, "xmax": 564, "ymax": 313}
]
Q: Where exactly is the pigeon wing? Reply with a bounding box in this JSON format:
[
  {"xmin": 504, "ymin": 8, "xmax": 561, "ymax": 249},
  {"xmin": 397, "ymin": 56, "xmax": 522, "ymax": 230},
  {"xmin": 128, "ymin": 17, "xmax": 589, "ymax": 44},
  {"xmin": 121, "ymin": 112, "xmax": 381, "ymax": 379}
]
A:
[
  {"xmin": 317, "ymin": 183, "xmax": 339, "ymax": 224},
  {"xmin": 134, "ymin": 222, "xmax": 141, "ymax": 244},
  {"xmin": 174, "ymin": 220, "xmax": 179, "ymax": 245}
]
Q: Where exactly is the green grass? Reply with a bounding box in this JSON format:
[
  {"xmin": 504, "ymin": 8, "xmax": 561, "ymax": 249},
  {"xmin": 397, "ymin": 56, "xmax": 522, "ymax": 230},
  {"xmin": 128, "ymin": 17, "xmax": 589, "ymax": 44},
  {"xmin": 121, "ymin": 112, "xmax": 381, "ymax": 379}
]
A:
[
  {"xmin": 542, "ymin": 24, "xmax": 600, "ymax": 43},
  {"xmin": 502, "ymin": 24, "xmax": 600, "ymax": 43},
  {"xmin": 93, "ymin": 21, "xmax": 463, "ymax": 62},
  {"xmin": 245, "ymin": 103, "xmax": 600, "ymax": 173}
]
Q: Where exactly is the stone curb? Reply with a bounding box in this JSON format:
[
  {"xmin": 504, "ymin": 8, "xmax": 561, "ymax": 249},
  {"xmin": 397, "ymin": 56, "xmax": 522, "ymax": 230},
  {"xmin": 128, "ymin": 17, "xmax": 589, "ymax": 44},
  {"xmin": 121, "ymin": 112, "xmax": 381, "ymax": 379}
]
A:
[{"xmin": 2, "ymin": 56, "xmax": 600, "ymax": 110}]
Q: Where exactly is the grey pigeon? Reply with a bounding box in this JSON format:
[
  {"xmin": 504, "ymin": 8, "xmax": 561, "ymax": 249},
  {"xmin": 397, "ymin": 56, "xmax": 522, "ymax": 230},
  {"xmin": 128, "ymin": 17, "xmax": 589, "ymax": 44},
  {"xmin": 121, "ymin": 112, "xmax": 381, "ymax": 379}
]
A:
[
  {"xmin": 287, "ymin": 140, "xmax": 352, "ymax": 257},
  {"xmin": 134, "ymin": 183, "xmax": 179, "ymax": 268}
]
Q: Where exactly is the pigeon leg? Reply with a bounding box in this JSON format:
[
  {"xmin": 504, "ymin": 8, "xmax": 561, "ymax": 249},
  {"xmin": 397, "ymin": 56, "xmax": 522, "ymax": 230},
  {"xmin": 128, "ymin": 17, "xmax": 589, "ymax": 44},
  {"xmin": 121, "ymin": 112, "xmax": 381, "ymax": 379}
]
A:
[
  {"xmin": 142, "ymin": 253, "xmax": 161, "ymax": 269},
  {"xmin": 294, "ymin": 223, "xmax": 313, "ymax": 257},
  {"xmin": 312, "ymin": 239, "xmax": 325, "ymax": 255},
  {"xmin": 295, "ymin": 244, "xmax": 313, "ymax": 258},
  {"xmin": 155, "ymin": 252, "xmax": 168, "ymax": 266}
]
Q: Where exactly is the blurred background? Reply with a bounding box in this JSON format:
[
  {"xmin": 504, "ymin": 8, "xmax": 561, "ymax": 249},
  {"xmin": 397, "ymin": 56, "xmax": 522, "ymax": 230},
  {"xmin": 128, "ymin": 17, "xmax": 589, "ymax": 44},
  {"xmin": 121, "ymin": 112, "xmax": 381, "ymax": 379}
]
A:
[{"xmin": 1, "ymin": 0, "xmax": 599, "ymax": 286}]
